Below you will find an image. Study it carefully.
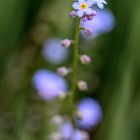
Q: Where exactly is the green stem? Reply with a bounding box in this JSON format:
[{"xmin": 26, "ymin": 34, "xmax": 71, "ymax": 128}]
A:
[
  {"xmin": 69, "ymin": 18, "xmax": 81, "ymax": 124},
  {"xmin": 72, "ymin": 18, "xmax": 81, "ymax": 96}
]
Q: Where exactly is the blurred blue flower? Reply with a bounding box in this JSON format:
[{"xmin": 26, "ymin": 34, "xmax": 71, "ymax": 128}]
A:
[
  {"xmin": 71, "ymin": 129, "xmax": 89, "ymax": 140},
  {"xmin": 81, "ymin": 9, "xmax": 115, "ymax": 39},
  {"xmin": 42, "ymin": 38, "xmax": 68, "ymax": 64},
  {"xmin": 60, "ymin": 122, "xmax": 89, "ymax": 140},
  {"xmin": 76, "ymin": 98, "xmax": 102, "ymax": 129},
  {"xmin": 32, "ymin": 69, "xmax": 68, "ymax": 100},
  {"xmin": 60, "ymin": 122, "xmax": 73, "ymax": 139}
]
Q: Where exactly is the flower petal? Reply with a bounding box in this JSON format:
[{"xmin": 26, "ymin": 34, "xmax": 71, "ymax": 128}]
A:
[
  {"xmin": 87, "ymin": 0, "xmax": 96, "ymax": 7},
  {"xmin": 85, "ymin": 8, "xmax": 94, "ymax": 15},
  {"xmin": 103, "ymin": 0, "xmax": 107, "ymax": 4},
  {"xmin": 78, "ymin": 0, "xmax": 86, "ymax": 3},
  {"xmin": 77, "ymin": 10, "xmax": 84, "ymax": 17},
  {"xmin": 97, "ymin": 3, "xmax": 104, "ymax": 9},
  {"xmin": 72, "ymin": 2, "xmax": 79, "ymax": 10}
]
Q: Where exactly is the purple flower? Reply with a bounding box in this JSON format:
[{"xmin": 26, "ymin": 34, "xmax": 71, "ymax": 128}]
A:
[
  {"xmin": 69, "ymin": 10, "xmax": 77, "ymax": 18},
  {"xmin": 77, "ymin": 80, "xmax": 88, "ymax": 91},
  {"xmin": 81, "ymin": 10, "xmax": 96, "ymax": 21},
  {"xmin": 76, "ymin": 98, "xmax": 102, "ymax": 129},
  {"xmin": 42, "ymin": 38, "xmax": 68, "ymax": 64},
  {"xmin": 32, "ymin": 69, "xmax": 68, "ymax": 100},
  {"xmin": 61, "ymin": 39, "xmax": 72, "ymax": 48},
  {"xmin": 72, "ymin": 0, "xmax": 96, "ymax": 17},
  {"xmin": 80, "ymin": 55, "xmax": 91, "ymax": 64},
  {"xmin": 81, "ymin": 9, "xmax": 115, "ymax": 39},
  {"xmin": 57, "ymin": 67, "xmax": 69, "ymax": 77},
  {"xmin": 83, "ymin": 28, "xmax": 93, "ymax": 36}
]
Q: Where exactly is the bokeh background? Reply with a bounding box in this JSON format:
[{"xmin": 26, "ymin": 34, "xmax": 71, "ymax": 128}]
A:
[{"xmin": 0, "ymin": 0, "xmax": 140, "ymax": 140}]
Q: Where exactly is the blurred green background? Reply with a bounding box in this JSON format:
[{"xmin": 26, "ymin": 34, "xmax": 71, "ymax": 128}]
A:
[{"xmin": 0, "ymin": 0, "xmax": 140, "ymax": 140}]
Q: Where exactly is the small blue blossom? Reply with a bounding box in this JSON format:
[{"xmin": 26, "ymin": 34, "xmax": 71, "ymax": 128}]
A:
[
  {"xmin": 76, "ymin": 98, "xmax": 102, "ymax": 129},
  {"xmin": 42, "ymin": 38, "xmax": 68, "ymax": 64},
  {"xmin": 81, "ymin": 9, "xmax": 115, "ymax": 39},
  {"xmin": 60, "ymin": 122, "xmax": 73, "ymax": 139},
  {"xmin": 72, "ymin": 0, "xmax": 96, "ymax": 17},
  {"xmin": 32, "ymin": 69, "xmax": 68, "ymax": 100},
  {"xmin": 60, "ymin": 122, "xmax": 89, "ymax": 140},
  {"xmin": 95, "ymin": 0, "xmax": 107, "ymax": 9}
]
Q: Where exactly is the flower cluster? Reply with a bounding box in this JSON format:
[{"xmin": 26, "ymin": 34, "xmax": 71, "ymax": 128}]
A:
[
  {"xmin": 31, "ymin": 0, "xmax": 111, "ymax": 138},
  {"xmin": 49, "ymin": 98, "xmax": 102, "ymax": 139},
  {"xmin": 69, "ymin": 0, "xmax": 107, "ymax": 21}
]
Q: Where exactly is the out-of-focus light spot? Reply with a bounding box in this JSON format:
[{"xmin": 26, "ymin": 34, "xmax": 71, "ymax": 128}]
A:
[
  {"xmin": 81, "ymin": 9, "xmax": 115, "ymax": 39},
  {"xmin": 60, "ymin": 122, "xmax": 73, "ymax": 139},
  {"xmin": 76, "ymin": 98, "xmax": 102, "ymax": 129},
  {"xmin": 60, "ymin": 122, "xmax": 90, "ymax": 140},
  {"xmin": 32, "ymin": 69, "xmax": 68, "ymax": 100},
  {"xmin": 77, "ymin": 80, "xmax": 88, "ymax": 91},
  {"xmin": 51, "ymin": 115, "xmax": 64, "ymax": 126},
  {"xmin": 72, "ymin": 129, "xmax": 89, "ymax": 140},
  {"xmin": 49, "ymin": 132, "xmax": 63, "ymax": 140},
  {"xmin": 42, "ymin": 38, "xmax": 69, "ymax": 64}
]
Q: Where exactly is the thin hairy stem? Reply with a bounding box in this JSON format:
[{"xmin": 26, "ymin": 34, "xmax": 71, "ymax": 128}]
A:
[{"xmin": 69, "ymin": 18, "xmax": 81, "ymax": 125}]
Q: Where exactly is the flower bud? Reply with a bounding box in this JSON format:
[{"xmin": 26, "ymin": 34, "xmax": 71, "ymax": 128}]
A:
[
  {"xmin": 78, "ymin": 80, "xmax": 88, "ymax": 91},
  {"xmin": 79, "ymin": 130, "xmax": 90, "ymax": 140},
  {"xmin": 61, "ymin": 39, "xmax": 71, "ymax": 48},
  {"xmin": 49, "ymin": 132, "xmax": 62, "ymax": 140},
  {"xmin": 83, "ymin": 29, "xmax": 93, "ymax": 36},
  {"xmin": 51, "ymin": 115, "xmax": 64, "ymax": 125},
  {"xmin": 80, "ymin": 55, "xmax": 91, "ymax": 64},
  {"xmin": 81, "ymin": 15, "xmax": 88, "ymax": 21},
  {"xmin": 91, "ymin": 10, "xmax": 97, "ymax": 16},
  {"xmin": 57, "ymin": 67, "xmax": 69, "ymax": 76},
  {"xmin": 69, "ymin": 10, "xmax": 77, "ymax": 18}
]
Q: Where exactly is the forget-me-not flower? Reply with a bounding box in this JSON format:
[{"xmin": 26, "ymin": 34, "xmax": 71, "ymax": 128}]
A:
[
  {"xmin": 76, "ymin": 98, "xmax": 102, "ymax": 129},
  {"xmin": 42, "ymin": 38, "xmax": 68, "ymax": 65},
  {"xmin": 72, "ymin": 0, "xmax": 96, "ymax": 17},
  {"xmin": 32, "ymin": 69, "xmax": 68, "ymax": 100}
]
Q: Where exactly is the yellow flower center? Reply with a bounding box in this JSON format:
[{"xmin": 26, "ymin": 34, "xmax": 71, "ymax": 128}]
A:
[{"xmin": 80, "ymin": 3, "xmax": 87, "ymax": 10}]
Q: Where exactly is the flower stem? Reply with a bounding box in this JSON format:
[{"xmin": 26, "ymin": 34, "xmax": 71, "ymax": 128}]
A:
[
  {"xmin": 69, "ymin": 18, "xmax": 81, "ymax": 125},
  {"xmin": 72, "ymin": 18, "xmax": 81, "ymax": 96}
]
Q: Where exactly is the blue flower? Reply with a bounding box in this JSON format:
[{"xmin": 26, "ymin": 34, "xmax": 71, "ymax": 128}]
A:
[
  {"xmin": 32, "ymin": 69, "xmax": 68, "ymax": 100},
  {"xmin": 76, "ymin": 98, "xmax": 102, "ymax": 129},
  {"xmin": 72, "ymin": 0, "xmax": 96, "ymax": 17},
  {"xmin": 80, "ymin": 9, "xmax": 115, "ymax": 39},
  {"xmin": 60, "ymin": 122, "xmax": 73, "ymax": 139},
  {"xmin": 95, "ymin": 0, "xmax": 107, "ymax": 9},
  {"xmin": 42, "ymin": 38, "xmax": 68, "ymax": 65},
  {"xmin": 60, "ymin": 122, "xmax": 89, "ymax": 140}
]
